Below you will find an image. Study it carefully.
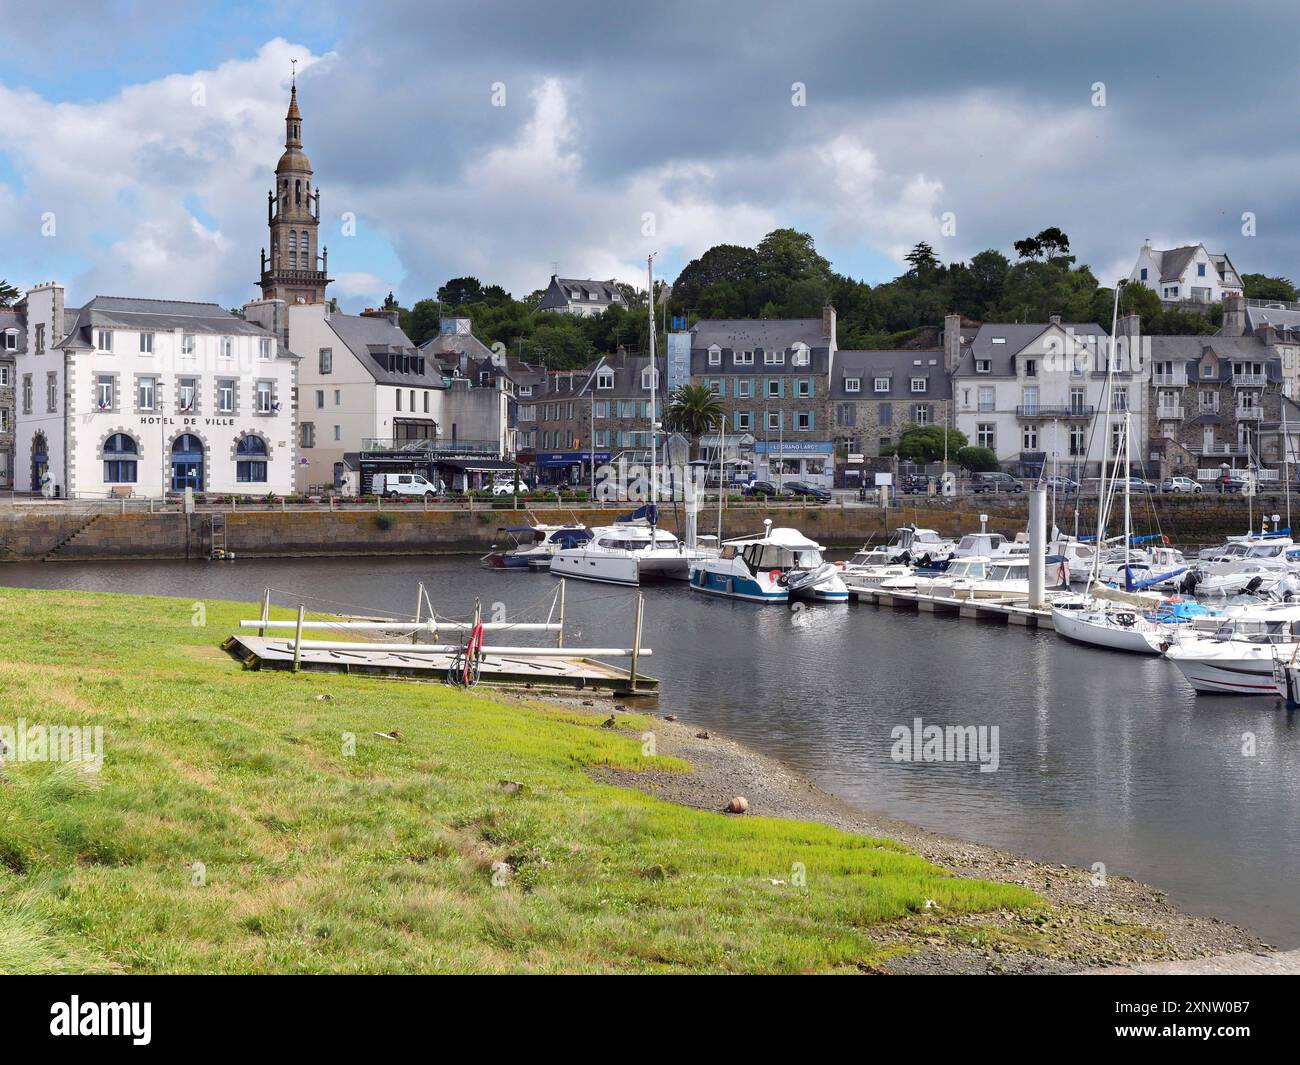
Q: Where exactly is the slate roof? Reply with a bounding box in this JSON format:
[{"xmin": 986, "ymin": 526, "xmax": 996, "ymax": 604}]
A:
[
  {"xmin": 1157, "ymin": 246, "xmax": 1198, "ymax": 282},
  {"xmin": 328, "ymin": 312, "xmax": 445, "ymax": 388},
  {"xmin": 538, "ymin": 276, "xmax": 626, "ymax": 311},
  {"xmin": 1147, "ymin": 334, "xmax": 1281, "ymax": 383},
  {"xmin": 57, "ymin": 296, "xmax": 270, "ymax": 351},
  {"xmin": 689, "ymin": 318, "xmax": 832, "ymax": 375},
  {"xmin": 1245, "ymin": 304, "xmax": 1300, "ymax": 337},
  {"xmin": 0, "ymin": 306, "xmax": 26, "ymax": 356},
  {"xmin": 831, "ymin": 349, "xmax": 951, "ymax": 400},
  {"xmin": 951, "ymin": 322, "xmax": 1107, "ymax": 377}
]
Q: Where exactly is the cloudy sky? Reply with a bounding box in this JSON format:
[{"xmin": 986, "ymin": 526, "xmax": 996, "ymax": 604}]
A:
[{"xmin": 3, "ymin": 0, "xmax": 1300, "ymax": 312}]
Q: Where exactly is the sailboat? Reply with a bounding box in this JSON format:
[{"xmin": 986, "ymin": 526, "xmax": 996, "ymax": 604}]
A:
[
  {"xmin": 549, "ymin": 254, "xmax": 715, "ymax": 586},
  {"xmin": 1050, "ymin": 295, "xmax": 1197, "ymax": 653}
]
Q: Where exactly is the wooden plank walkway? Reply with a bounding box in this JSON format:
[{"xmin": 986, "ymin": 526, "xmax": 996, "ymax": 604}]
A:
[{"xmin": 221, "ymin": 634, "xmax": 657, "ymax": 695}]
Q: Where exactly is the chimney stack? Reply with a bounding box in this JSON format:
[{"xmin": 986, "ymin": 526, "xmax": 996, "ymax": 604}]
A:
[
  {"xmin": 1222, "ymin": 294, "xmax": 1246, "ymax": 337},
  {"xmin": 822, "ymin": 303, "xmax": 836, "ymax": 342},
  {"xmin": 942, "ymin": 313, "xmax": 963, "ymax": 372}
]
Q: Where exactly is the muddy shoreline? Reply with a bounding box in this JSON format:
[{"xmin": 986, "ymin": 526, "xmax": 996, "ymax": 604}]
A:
[{"xmin": 511, "ymin": 689, "xmax": 1271, "ymax": 974}]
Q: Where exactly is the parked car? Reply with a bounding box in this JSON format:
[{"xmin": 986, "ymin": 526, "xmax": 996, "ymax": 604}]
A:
[
  {"xmin": 782, "ymin": 480, "xmax": 832, "ymax": 502},
  {"xmin": 1216, "ymin": 470, "xmax": 1255, "ymax": 495},
  {"xmin": 1041, "ymin": 474, "xmax": 1080, "ymax": 494},
  {"xmin": 1117, "ymin": 477, "xmax": 1159, "ymax": 494},
  {"xmin": 1161, "ymin": 476, "xmax": 1203, "ymax": 494},
  {"xmin": 898, "ymin": 474, "xmax": 931, "ymax": 495},
  {"xmin": 741, "ymin": 480, "xmax": 780, "ymax": 498},
  {"xmin": 490, "ymin": 474, "xmax": 531, "ymax": 495},
  {"xmin": 970, "ymin": 471, "xmax": 1024, "ymax": 494},
  {"xmin": 372, "ymin": 472, "xmax": 442, "ymax": 498}
]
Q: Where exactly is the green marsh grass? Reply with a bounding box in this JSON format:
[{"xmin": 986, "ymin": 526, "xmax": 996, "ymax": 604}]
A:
[{"xmin": 0, "ymin": 587, "xmax": 1037, "ymax": 973}]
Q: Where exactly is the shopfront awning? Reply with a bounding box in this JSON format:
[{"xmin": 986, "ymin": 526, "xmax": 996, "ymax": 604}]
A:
[{"xmin": 437, "ymin": 458, "xmax": 518, "ymax": 473}]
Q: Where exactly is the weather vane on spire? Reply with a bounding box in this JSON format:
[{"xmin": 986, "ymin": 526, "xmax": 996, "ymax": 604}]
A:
[{"xmin": 290, "ymin": 58, "xmax": 298, "ymax": 87}]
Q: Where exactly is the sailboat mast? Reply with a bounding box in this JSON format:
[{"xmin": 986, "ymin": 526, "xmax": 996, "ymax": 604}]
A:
[
  {"xmin": 1089, "ymin": 286, "xmax": 1122, "ymax": 586},
  {"xmin": 1285, "ymin": 397, "xmax": 1293, "ymax": 533},
  {"xmin": 1123, "ymin": 409, "xmax": 1132, "ymax": 587},
  {"xmin": 646, "ymin": 253, "xmax": 658, "ymax": 527}
]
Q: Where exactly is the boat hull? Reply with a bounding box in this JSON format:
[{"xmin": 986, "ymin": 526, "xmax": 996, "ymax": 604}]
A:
[
  {"xmin": 1165, "ymin": 652, "xmax": 1279, "ymax": 695},
  {"xmin": 1050, "ymin": 606, "xmax": 1165, "ymax": 654}
]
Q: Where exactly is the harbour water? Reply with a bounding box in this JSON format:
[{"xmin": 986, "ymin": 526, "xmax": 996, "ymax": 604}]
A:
[{"xmin": 6, "ymin": 554, "xmax": 1300, "ymax": 947}]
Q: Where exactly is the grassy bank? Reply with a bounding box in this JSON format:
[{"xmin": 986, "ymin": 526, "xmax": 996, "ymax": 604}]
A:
[{"xmin": 0, "ymin": 587, "xmax": 1036, "ymax": 973}]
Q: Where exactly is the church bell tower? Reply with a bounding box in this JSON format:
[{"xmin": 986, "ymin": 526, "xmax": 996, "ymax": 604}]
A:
[{"xmin": 258, "ymin": 73, "xmax": 331, "ymax": 305}]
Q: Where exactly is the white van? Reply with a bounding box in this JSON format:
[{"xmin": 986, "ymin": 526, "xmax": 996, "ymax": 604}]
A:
[{"xmin": 372, "ymin": 472, "xmax": 442, "ymax": 498}]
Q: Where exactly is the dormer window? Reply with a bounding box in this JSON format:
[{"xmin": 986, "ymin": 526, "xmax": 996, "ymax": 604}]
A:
[
  {"xmin": 791, "ymin": 345, "xmax": 810, "ymax": 367},
  {"xmin": 874, "ymin": 377, "xmax": 890, "ymax": 393},
  {"xmin": 976, "ymin": 359, "xmax": 992, "ymax": 373},
  {"xmin": 4, "ymin": 330, "xmax": 17, "ymax": 351},
  {"xmin": 733, "ymin": 350, "xmax": 753, "ymax": 365},
  {"xmin": 764, "ymin": 350, "xmax": 785, "ymax": 365},
  {"xmin": 708, "ymin": 345, "xmax": 722, "ymax": 366},
  {"xmin": 597, "ymin": 371, "xmax": 614, "ymax": 389},
  {"xmin": 844, "ymin": 377, "xmax": 861, "ymax": 393},
  {"xmin": 910, "ymin": 377, "xmax": 927, "ymax": 393},
  {"xmin": 641, "ymin": 368, "xmax": 655, "ymax": 390}
]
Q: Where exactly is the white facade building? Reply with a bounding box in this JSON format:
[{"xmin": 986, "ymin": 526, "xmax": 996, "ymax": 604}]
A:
[
  {"xmin": 951, "ymin": 318, "xmax": 1149, "ymax": 479},
  {"xmin": 536, "ymin": 275, "xmax": 627, "ymax": 317},
  {"xmin": 1128, "ymin": 240, "xmax": 1244, "ymax": 305},
  {"xmin": 286, "ymin": 302, "xmax": 446, "ymax": 493},
  {"xmin": 14, "ymin": 284, "xmax": 296, "ymax": 499}
]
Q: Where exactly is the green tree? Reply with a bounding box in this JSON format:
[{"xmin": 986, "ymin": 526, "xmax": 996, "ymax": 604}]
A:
[
  {"xmin": 894, "ymin": 424, "xmax": 967, "ymax": 465},
  {"xmin": 671, "ymin": 244, "xmax": 760, "ymax": 313},
  {"xmin": 904, "ymin": 241, "xmax": 940, "ymax": 274},
  {"xmin": 664, "ymin": 384, "xmax": 725, "ymax": 459},
  {"xmin": 1243, "ymin": 273, "xmax": 1298, "ymax": 303},
  {"xmin": 438, "ymin": 277, "xmax": 485, "ymax": 306},
  {"xmin": 407, "ymin": 299, "xmax": 442, "ymax": 344},
  {"xmin": 0, "ymin": 279, "xmax": 19, "ymax": 307},
  {"xmin": 956, "ymin": 446, "xmax": 999, "ymax": 472}
]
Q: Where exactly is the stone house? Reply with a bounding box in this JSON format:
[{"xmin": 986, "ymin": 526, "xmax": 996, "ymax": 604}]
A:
[{"xmin": 830, "ymin": 348, "xmax": 953, "ymax": 460}]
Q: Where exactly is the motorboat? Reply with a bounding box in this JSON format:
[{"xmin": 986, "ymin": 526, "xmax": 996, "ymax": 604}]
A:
[
  {"xmin": 840, "ymin": 558, "xmax": 915, "ymax": 595},
  {"xmin": 482, "ymin": 523, "xmax": 591, "ymax": 569},
  {"xmin": 876, "ymin": 525, "xmax": 957, "ymax": 565},
  {"xmin": 689, "ymin": 522, "xmax": 848, "ymax": 603},
  {"xmin": 550, "ymin": 505, "xmax": 714, "ymax": 586},
  {"xmin": 1188, "ymin": 558, "xmax": 1298, "ymax": 598},
  {"xmin": 1096, "ymin": 544, "xmax": 1189, "ymax": 591},
  {"xmin": 950, "ymin": 531, "xmax": 1010, "ymax": 559},
  {"xmin": 922, "ymin": 555, "xmax": 1070, "ymax": 600},
  {"xmin": 1164, "ymin": 604, "xmax": 1300, "ymax": 694}
]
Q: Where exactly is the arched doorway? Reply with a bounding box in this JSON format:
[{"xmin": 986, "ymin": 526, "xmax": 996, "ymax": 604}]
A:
[
  {"xmin": 170, "ymin": 434, "xmax": 205, "ymax": 492},
  {"xmin": 30, "ymin": 432, "xmax": 48, "ymax": 493}
]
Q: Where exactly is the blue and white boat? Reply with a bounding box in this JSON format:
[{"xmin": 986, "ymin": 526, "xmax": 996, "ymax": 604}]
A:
[{"xmin": 689, "ymin": 522, "xmax": 848, "ymax": 603}]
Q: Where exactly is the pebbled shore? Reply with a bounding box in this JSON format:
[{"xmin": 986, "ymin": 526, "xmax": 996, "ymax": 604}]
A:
[{"xmin": 521, "ymin": 692, "xmax": 1271, "ymax": 975}]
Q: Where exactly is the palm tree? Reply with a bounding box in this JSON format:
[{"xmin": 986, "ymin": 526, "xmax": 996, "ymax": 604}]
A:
[{"xmin": 665, "ymin": 384, "xmax": 724, "ymax": 460}]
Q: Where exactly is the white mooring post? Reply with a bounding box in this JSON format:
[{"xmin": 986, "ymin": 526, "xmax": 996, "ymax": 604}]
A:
[
  {"xmin": 413, "ymin": 581, "xmax": 425, "ymax": 645},
  {"xmin": 259, "ymin": 587, "xmax": 271, "ymax": 638},
  {"xmin": 293, "ymin": 603, "xmax": 305, "ymax": 672},
  {"xmin": 556, "ymin": 580, "xmax": 566, "ymax": 648},
  {"xmin": 1028, "ymin": 487, "xmax": 1046, "ymax": 610},
  {"xmin": 629, "ymin": 593, "xmax": 645, "ymax": 693}
]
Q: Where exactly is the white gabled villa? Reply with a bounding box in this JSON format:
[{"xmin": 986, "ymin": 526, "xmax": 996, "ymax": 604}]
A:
[
  {"xmin": 1128, "ymin": 240, "xmax": 1244, "ymax": 305},
  {"xmin": 14, "ymin": 282, "xmax": 297, "ymax": 499}
]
